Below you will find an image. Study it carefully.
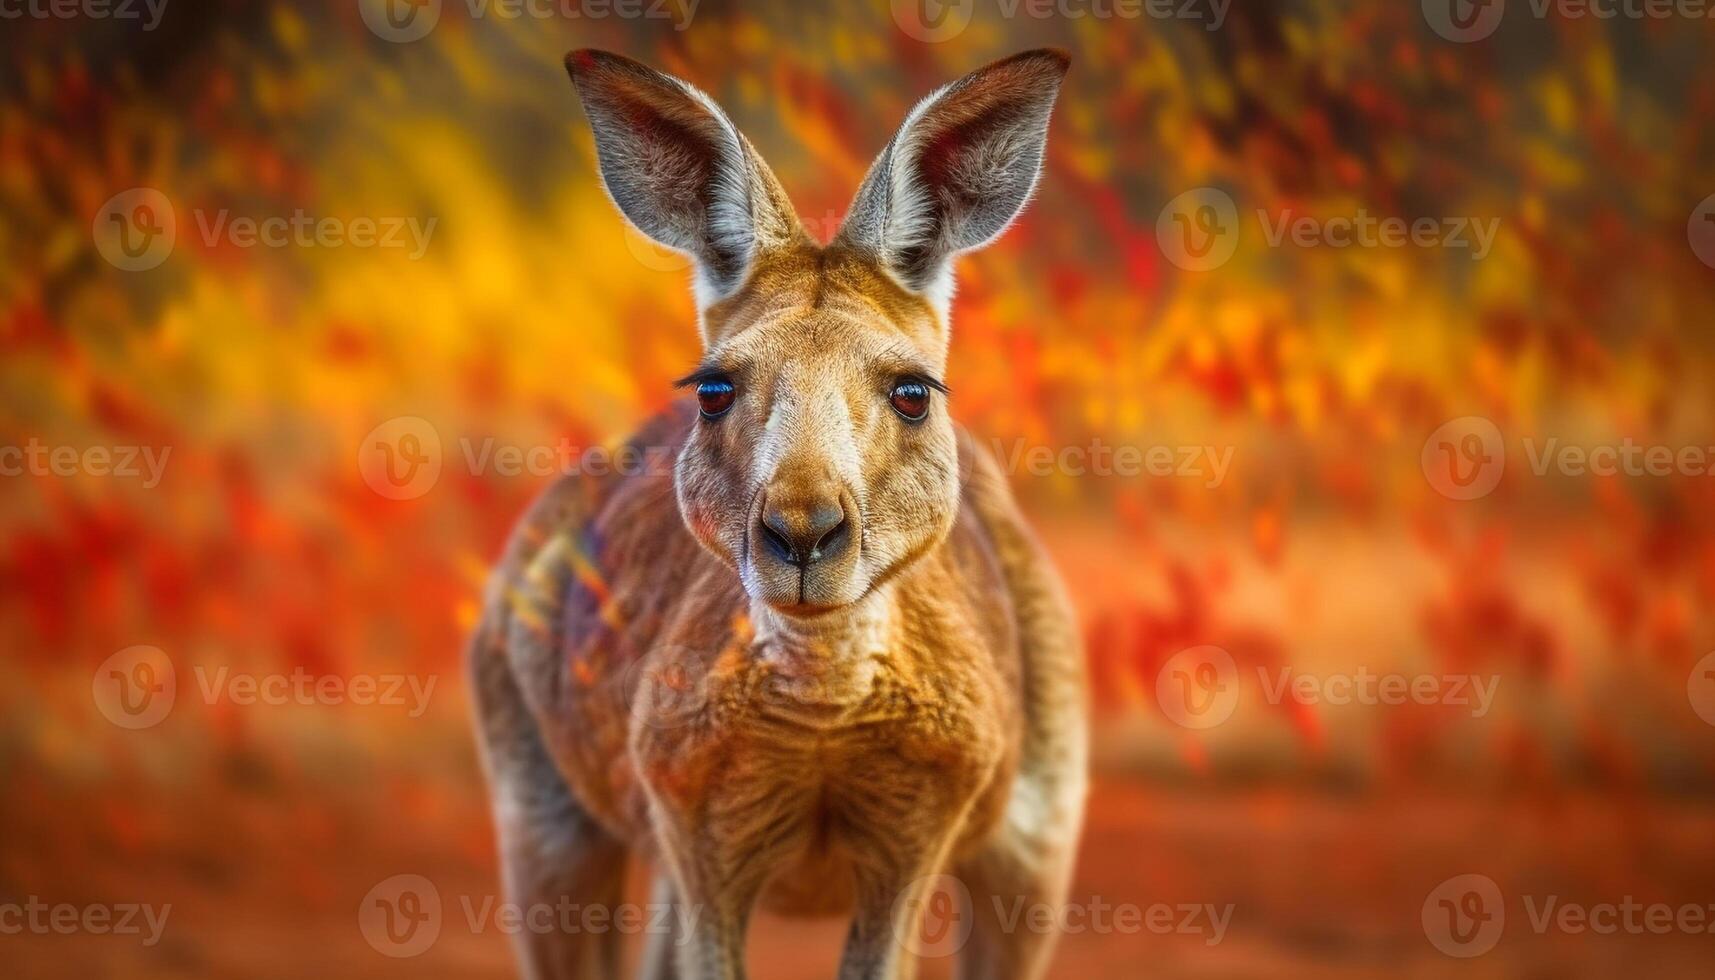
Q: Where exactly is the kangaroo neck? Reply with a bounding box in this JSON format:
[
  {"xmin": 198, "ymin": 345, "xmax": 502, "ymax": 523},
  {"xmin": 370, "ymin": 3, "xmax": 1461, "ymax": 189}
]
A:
[{"xmin": 747, "ymin": 580, "xmax": 898, "ymax": 672}]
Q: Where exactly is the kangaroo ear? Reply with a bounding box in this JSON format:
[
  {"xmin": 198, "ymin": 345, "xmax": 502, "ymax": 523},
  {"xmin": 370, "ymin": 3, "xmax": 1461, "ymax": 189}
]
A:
[
  {"xmin": 835, "ymin": 49, "xmax": 1069, "ymax": 314},
  {"xmin": 565, "ymin": 50, "xmax": 802, "ymax": 308}
]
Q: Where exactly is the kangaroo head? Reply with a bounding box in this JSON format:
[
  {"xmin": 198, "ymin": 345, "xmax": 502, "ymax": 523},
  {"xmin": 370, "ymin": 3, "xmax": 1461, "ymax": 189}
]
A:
[{"xmin": 566, "ymin": 48, "xmax": 1068, "ymax": 618}]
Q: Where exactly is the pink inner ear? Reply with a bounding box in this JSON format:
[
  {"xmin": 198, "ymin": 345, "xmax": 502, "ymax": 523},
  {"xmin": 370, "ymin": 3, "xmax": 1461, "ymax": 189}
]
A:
[
  {"xmin": 917, "ymin": 123, "xmax": 970, "ymax": 191},
  {"xmin": 595, "ymin": 75, "xmax": 716, "ymax": 158},
  {"xmin": 582, "ymin": 73, "xmax": 722, "ymax": 211},
  {"xmin": 916, "ymin": 101, "xmax": 1023, "ymax": 199}
]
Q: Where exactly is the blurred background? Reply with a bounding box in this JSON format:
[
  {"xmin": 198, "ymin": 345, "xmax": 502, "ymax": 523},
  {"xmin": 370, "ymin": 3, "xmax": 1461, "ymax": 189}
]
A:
[{"xmin": 3, "ymin": 0, "xmax": 1715, "ymax": 976}]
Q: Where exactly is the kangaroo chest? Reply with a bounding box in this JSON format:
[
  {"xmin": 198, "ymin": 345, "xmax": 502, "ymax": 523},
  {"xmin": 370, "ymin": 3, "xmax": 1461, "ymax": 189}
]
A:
[{"xmin": 628, "ymin": 619, "xmax": 1018, "ymax": 863}]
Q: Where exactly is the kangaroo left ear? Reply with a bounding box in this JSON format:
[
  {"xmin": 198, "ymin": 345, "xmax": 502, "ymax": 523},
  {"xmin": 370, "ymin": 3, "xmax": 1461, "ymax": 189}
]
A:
[
  {"xmin": 565, "ymin": 49, "xmax": 804, "ymax": 317},
  {"xmin": 835, "ymin": 49, "xmax": 1070, "ymax": 316}
]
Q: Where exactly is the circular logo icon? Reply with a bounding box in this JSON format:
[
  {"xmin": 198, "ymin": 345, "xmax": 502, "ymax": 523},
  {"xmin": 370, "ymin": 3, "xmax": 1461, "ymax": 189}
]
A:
[
  {"xmin": 358, "ymin": 0, "xmax": 442, "ymax": 43},
  {"xmin": 1688, "ymin": 652, "xmax": 1715, "ymax": 727},
  {"xmin": 1688, "ymin": 193, "xmax": 1715, "ymax": 271},
  {"xmin": 359, "ymin": 874, "xmax": 443, "ymax": 957},
  {"xmin": 891, "ymin": 0, "xmax": 975, "ymax": 43},
  {"xmin": 1422, "ymin": 416, "xmax": 1506, "ymax": 501},
  {"xmin": 1422, "ymin": 874, "xmax": 1505, "ymax": 958},
  {"xmin": 892, "ymin": 874, "xmax": 973, "ymax": 958},
  {"xmin": 623, "ymin": 222, "xmax": 693, "ymax": 274},
  {"xmin": 93, "ymin": 645, "xmax": 177, "ymax": 730},
  {"xmin": 625, "ymin": 647, "xmax": 712, "ymax": 731},
  {"xmin": 1157, "ymin": 188, "xmax": 1240, "ymax": 272},
  {"xmin": 359, "ymin": 417, "xmax": 443, "ymax": 501},
  {"xmin": 1423, "ymin": 0, "xmax": 1505, "ymax": 42},
  {"xmin": 93, "ymin": 188, "xmax": 176, "ymax": 272},
  {"xmin": 1156, "ymin": 645, "xmax": 1240, "ymax": 730}
]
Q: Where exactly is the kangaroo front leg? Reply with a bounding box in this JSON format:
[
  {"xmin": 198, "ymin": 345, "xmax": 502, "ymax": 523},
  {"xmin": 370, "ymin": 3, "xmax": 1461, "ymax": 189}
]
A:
[
  {"xmin": 647, "ymin": 792, "xmax": 810, "ymax": 980},
  {"xmin": 838, "ymin": 819, "xmax": 970, "ymax": 980},
  {"xmin": 471, "ymin": 630, "xmax": 627, "ymax": 979},
  {"xmin": 639, "ymin": 873, "xmax": 684, "ymax": 980}
]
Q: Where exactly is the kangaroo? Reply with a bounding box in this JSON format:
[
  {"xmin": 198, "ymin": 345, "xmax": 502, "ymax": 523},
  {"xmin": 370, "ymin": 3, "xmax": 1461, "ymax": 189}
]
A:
[{"xmin": 468, "ymin": 48, "xmax": 1087, "ymax": 980}]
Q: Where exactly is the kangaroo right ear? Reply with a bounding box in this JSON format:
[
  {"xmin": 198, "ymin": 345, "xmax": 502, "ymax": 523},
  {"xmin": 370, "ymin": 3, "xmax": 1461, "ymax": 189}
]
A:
[
  {"xmin": 564, "ymin": 50, "xmax": 802, "ymax": 310},
  {"xmin": 835, "ymin": 49, "xmax": 1070, "ymax": 319}
]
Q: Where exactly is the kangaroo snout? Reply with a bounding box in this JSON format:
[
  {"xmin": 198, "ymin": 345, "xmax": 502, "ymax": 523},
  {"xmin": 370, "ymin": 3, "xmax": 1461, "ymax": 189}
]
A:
[
  {"xmin": 759, "ymin": 494, "xmax": 850, "ymax": 566},
  {"xmin": 749, "ymin": 471, "xmax": 863, "ymax": 612}
]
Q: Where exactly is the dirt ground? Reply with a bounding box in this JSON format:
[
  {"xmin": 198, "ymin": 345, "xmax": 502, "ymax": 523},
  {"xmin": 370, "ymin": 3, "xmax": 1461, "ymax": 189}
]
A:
[{"xmin": 5, "ymin": 773, "xmax": 1714, "ymax": 979}]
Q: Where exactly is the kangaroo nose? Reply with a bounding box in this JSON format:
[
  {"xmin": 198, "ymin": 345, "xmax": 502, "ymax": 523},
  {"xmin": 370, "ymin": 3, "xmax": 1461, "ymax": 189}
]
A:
[{"xmin": 760, "ymin": 497, "xmax": 849, "ymax": 566}]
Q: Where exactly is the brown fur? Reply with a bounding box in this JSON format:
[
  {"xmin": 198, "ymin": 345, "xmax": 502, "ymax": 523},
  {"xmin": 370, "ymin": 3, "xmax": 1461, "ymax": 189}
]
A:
[{"xmin": 470, "ymin": 50, "xmax": 1087, "ymax": 980}]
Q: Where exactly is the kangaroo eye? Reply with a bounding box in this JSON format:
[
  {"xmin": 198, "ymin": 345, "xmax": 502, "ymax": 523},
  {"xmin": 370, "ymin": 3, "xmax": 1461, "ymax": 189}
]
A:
[
  {"xmin": 889, "ymin": 381, "xmax": 931, "ymax": 422},
  {"xmin": 696, "ymin": 380, "xmax": 736, "ymax": 419}
]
